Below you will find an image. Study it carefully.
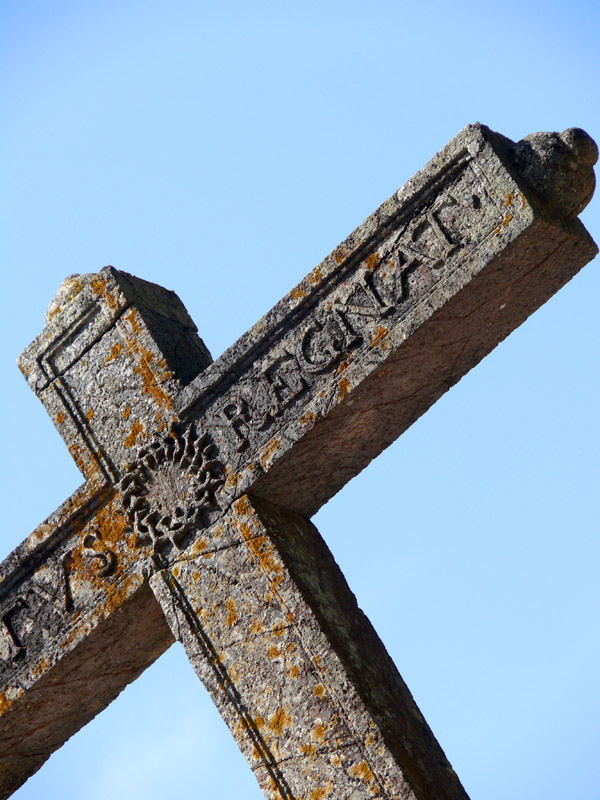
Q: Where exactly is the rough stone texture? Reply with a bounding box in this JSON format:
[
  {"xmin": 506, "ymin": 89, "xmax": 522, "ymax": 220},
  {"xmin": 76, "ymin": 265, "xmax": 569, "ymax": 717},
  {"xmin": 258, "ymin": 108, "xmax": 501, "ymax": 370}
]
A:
[
  {"xmin": 0, "ymin": 123, "xmax": 596, "ymax": 798},
  {"xmin": 151, "ymin": 495, "xmax": 468, "ymax": 800}
]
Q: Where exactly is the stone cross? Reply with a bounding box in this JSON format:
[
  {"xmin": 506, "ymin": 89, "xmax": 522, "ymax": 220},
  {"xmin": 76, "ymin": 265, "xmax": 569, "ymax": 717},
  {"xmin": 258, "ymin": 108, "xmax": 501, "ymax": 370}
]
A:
[{"xmin": 1, "ymin": 123, "xmax": 597, "ymax": 800}]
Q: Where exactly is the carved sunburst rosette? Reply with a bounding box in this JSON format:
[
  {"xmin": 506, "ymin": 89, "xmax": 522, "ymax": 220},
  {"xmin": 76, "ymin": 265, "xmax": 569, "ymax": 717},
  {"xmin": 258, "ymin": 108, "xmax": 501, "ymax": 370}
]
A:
[{"xmin": 119, "ymin": 423, "xmax": 225, "ymax": 562}]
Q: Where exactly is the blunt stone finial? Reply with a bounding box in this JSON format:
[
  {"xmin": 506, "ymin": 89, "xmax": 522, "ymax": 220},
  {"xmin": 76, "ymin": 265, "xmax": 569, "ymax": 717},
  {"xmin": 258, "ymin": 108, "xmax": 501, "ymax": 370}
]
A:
[{"xmin": 492, "ymin": 126, "xmax": 598, "ymax": 218}]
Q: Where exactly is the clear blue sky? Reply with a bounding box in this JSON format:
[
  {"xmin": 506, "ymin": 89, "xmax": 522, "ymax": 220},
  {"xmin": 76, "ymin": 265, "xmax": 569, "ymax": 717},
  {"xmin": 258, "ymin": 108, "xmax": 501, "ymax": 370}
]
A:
[{"xmin": 1, "ymin": 2, "xmax": 599, "ymax": 798}]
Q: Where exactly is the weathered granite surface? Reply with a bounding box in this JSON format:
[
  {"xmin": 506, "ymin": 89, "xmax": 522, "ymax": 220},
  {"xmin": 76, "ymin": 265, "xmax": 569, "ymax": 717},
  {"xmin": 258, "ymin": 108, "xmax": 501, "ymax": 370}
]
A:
[{"xmin": 0, "ymin": 123, "xmax": 596, "ymax": 799}]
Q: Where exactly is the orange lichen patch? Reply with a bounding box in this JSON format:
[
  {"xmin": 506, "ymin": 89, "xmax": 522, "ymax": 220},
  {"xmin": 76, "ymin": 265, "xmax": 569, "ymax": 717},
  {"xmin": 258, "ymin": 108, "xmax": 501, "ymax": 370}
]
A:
[
  {"xmin": 264, "ymin": 590, "xmax": 273, "ymax": 603},
  {"xmin": 349, "ymin": 761, "xmax": 375, "ymax": 784},
  {"xmin": 494, "ymin": 212, "xmax": 514, "ymax": 234},
  {"xmin": 131, "ymin": 345, "xmax": 173, "ymax": 410},
  {"xmin": 267, "ymin": 645, "xmax": 280, "ymax": 660},
  {"xmin": 124, "ymin": 419, "xmax": 143, "ymax": 448},
  {"xmin": 330, "ymin": 754, "xmax": 342, "ymax": 767},
  {"xmin": 505, "ymin": 193, "xmax": 513, "ymax": 207},
  {"xmin": 312, "ymin": 654, "xmax": 321, "ymax": 666},
  {"xmin": 225, "ymin": 469, "xmax": 241, "ymax": 490},
  {"xmin": 288, "ymin": 665, "xmax": 299, "ymax": 679},
  {"xmin": 365, "ymin": 733, "xmax": 376, "ymax": 747},
  {"xmin": 290, "ymin": 286, "xmax": 307, "ymax": 301},
  {"xmin": 337, "ymin": 376, "xmax": 351, "ymax": 400},
  {"xmin": 285, "ymin": 641, "xmax": 296, "ymax": 653},
  {"xmin": 122, "ymin": 405, "xmax": 131, "ymax": 419},
  {"xmin": 124, "ymin": 308, "xmax": 141, "ymax": 335},
  {"xmin": 31, "ymin": 656, "xmax": 51, "ymax": 680},
  {"xmin": 234, "ymin": 494, "xmax": 252, "ymax": 516},
  {"xmin": 268, "ymin": 706, "xmax": 292, "ymax": 736},
  {"xmin": 253, "ymin": 714, "xmax": 265, "ymax": 730},
  {"xmin": 0, "ymin": 692, "xmax": 10, "ymax": 715},
  {"xmin": 86, "ymin": 408, "xmax": 95, "ymax": 420},
  {"xmin": 313, "ymin": 683, "xmax": 325, "ymax": 698},
  {"xmin": 300, "ymin": 742, "xmax": 316, "ymax": 756},
  {"xmin": 370, "ymin": 326, "xmax": 388, "ymax": 349},
  {"xmin": 272, "ymin": 619, "xmax": 286, "ymax": 637},
  {"xmin": 225, "ymin": 597, "xmax": 237, "ymax": 627},
  {"xmin": 285, "ymin": 611, "xmax": 294, "ymax": 624},
  {"xmin": 90, "ymin": 277, "xmax": 106, "ymax": 296},
  {"xmin": 67, "ymin": 442, "xmax": 92, "ymax": 475},
  {"xmin": 259, "ymin": 437, "xmax": 280, "ymax": 471},
  {"xmin": 365, "ymin": 253, "xmax": 379, "ymax": 270},
  {"xmin": 310, "ymin": 782, "xmax": 333, "ymax": 800},
  {"xmin": 192, "ymin": 570, "xmax": 200, "ymax": 583},
  {"xmin": 56, "ymin": 411, "xmax": 66, "ymax": 424},
  {"xmin": 333, "ymin": 247, "xmax": 347, "ymax": 265},
  {"xmin": 336, "ymin": 355, "xmax": 351, "ymax": 375},
  {"xmin": 250, "ymin": 617, "xmax": 264, "ymax": 635},
  {"xmin": 192, "ymin": 538, "xmax": 207, "ymax": 553},
  {"xmin": 309, "ymin": 266, "xmax": 323, "ymax": 284},
  {"xmin": 105, "ymin": 342, "xmax": 123, "ymax": 363},
  {"xmin": 310, "ymin": 721, "xmax": 327, "ymax": 742},
  {"xmin": 299, "ymin": 410, "xmax": 317, "ymax": 426}
]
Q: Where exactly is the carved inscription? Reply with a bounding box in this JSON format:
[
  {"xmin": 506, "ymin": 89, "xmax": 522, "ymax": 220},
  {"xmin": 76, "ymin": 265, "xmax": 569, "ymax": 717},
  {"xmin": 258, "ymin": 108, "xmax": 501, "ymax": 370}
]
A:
[{"xmin": 211, "ymin": 159, "xmax": 501, "ymax": 461}]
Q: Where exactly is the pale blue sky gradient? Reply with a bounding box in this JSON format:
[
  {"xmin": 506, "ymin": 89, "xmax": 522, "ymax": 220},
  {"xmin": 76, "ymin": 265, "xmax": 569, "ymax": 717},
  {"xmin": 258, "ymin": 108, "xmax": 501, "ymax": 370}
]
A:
[{"xmin": 1, "ymin": 2, "xmax": 599, "ymax": 799}]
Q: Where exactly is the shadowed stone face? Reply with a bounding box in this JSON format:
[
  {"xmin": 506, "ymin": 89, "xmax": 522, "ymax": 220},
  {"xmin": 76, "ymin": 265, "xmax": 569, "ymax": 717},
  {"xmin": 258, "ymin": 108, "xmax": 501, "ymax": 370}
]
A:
[{"xmin": 0, "ymin": 122, "xmax": 597, "ymax": 800}]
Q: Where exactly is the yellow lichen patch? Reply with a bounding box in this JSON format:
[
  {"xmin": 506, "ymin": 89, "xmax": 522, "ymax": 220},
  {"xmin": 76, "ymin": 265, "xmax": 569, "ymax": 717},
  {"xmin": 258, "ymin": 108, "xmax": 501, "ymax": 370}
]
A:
[
  {"xmin": 505, "ymin": 193, "xmax": 513, "ymax": 207},
  {"xmin": 124, "ymin": 419, "xmax": 143, "ymax": 448},
  {"xmin": 365, "ymin": 253, "xmax": 379, "ymax": 270},
  {"xmin": 192, "ymin": 571, "xmax": 200, "ymax": 583},
  {"xmin": 86, "ymin": 408, "xmax": 94, "ymax": 420},
  {"xmin": 290, "ymin": 286, "xmax": 307, "ymax": 301},
  {"xmin": 299, "ymin": 410, "xmax": 317, "ymax": 426},
  {"xmin": 337, "ymin": 376, "xmax": 351, "ymax": 400},
  {"xmin": 272, "ymin": 619, "xmax": 286, "ymax": 637},
  {"xmin": 259, "ymin": 438, "xmax": 280, "ymax": 471},
  {"xmin": 46, "ymin": 305, "xmax": 61, "ymax": 320},
  {"xmin": 56, "ymin": 411, "xmax": 66, "ymax": 424},
  {"xmin": 370, "ymin": 326, "xmax": 388, "ymax": 349},
  {"xmin": 264, "ymin": 590, "xmax": 273, "ymax": 604},
  {"xmin": 300, "ymin": 742, "xmax": 316, "ymax": 756},
  {"xmin": 349, "ymin": 761, "xmax": 375, "ymax": 784},
  {"xmin": 365, "ymin": 733, "xmax": 376, "ymax": 747},
  {"xmin": 268, "ymin": 706, "xmax": 292, "ymax": 736},
  {"xmin": 309, "ymin": 266, "xmax": 323, "ymax": 284},
  {"xmin": 313, "ymin": 683, "xmax": 325, "ymax": 698},
  {"xmin": 330, "ymin": 754, "xmax": 342, "ymax": 767},
  {"xmin": 267, "ymin": 645, "xmax": 280, "ymax": 660},
  {"xmin": 519, "ymin": 192, "xmax": 527, "ymax": 209},
  {"xmin": 250, "ymin": 617, "xmax": 264, "ymax": 635},
  {"xmin": 122, "ymin": 405, "xmax": 131, "ymax": 419},
  {"xmin": 288, "ymin": 665, "xmax": 299, "ymax": 679},
  {"xmin": 105, "ymin": 342, "xmax": 123, "ymax": 363},
  {"xmin": 333, "ymin": 247, "xmax": 347, "ymax": 265},
  {"xmin": 225, "ymin": 597, "xmax": 237, "ymax": 627}
]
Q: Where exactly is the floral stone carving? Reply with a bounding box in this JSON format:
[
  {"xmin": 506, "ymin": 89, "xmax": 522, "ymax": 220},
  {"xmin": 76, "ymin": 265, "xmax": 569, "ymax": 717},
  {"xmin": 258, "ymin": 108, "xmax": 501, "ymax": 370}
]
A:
[{"xmin": 120, "ymin": 424, "xmax": 225, "ymax": 559}]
